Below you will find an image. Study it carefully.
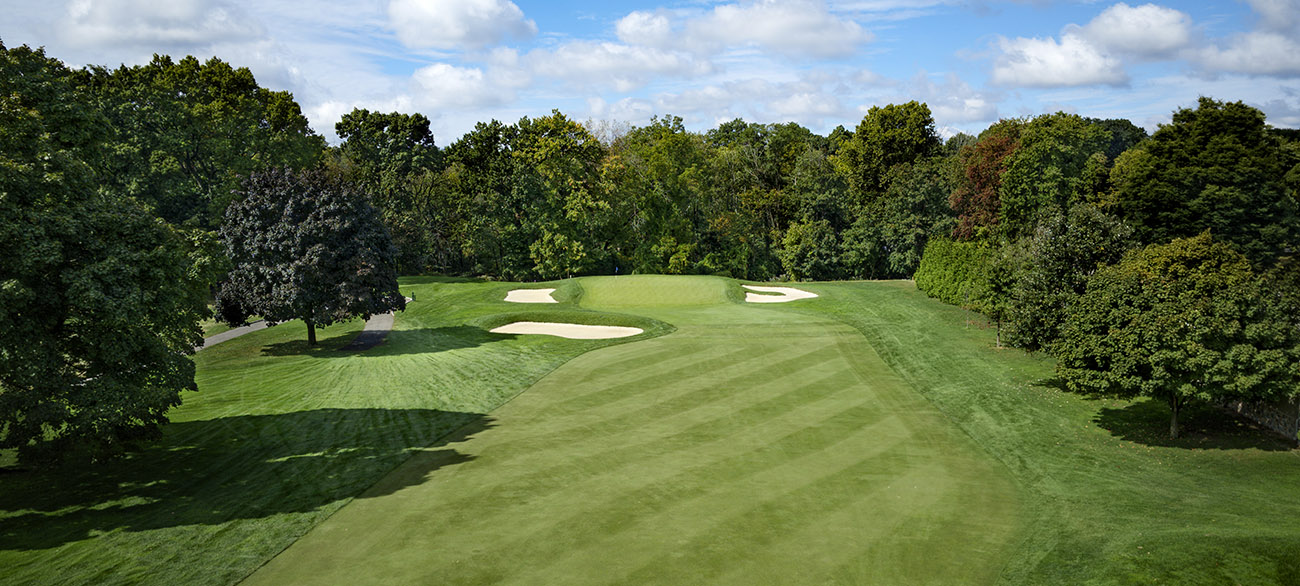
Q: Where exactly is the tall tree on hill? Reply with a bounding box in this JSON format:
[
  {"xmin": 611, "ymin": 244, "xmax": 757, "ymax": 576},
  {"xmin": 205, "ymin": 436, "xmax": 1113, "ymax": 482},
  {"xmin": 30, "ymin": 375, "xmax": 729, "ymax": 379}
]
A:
[
  {"xmin": 0, "ymin": 43, "xmax": 210, "ymax": 465},
  {"xmin": 836, "ymin": 101, "xmax": 942, "ymax": 200},
  {"xmin": 74, "ymin": 55, "xmax": 325, "ymax": 228},
  {"xmin": 998, "ymin": 112, "xmax": 1112, "ymax": 238},
  {"xmin": 217, "ymin": 168, "xmax": 405, "ymax": 345},
  {"xmin": 1106, "ymin": 98, "xmax": 1299, "ymax": 267},
  {"xmin": 1057, "ymin": 233, "xmax": 1300, "ymax": 438}
]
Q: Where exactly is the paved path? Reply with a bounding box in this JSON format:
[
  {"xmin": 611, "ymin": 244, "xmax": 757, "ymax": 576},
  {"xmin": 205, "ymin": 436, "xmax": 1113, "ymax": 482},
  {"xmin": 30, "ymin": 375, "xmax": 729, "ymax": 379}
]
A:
[
  {"xmin": 197, "ymin": 298, "xmax": 410, "ymax": 353},
  {"xmin": 194, "ymin": 320, "xmax": 269, "ymax": 352},
  {"xmin": 340, "ymin": 312, "xmax": 395, "ymax": 351}
]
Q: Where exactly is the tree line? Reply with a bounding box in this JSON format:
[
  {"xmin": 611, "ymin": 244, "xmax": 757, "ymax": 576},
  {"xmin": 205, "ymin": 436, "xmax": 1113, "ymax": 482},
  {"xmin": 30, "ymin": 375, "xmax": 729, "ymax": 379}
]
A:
[{"xmin": 3, "ymin": 42, "xmax": 1298, "ymax": 464}]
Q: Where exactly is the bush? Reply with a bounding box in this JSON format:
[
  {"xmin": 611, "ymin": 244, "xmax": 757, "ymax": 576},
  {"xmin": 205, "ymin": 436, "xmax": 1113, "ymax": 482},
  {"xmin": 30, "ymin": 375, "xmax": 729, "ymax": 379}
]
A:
[{"xmin": 914, "ymin": 236, "xmax": 994, "ymax": 308}]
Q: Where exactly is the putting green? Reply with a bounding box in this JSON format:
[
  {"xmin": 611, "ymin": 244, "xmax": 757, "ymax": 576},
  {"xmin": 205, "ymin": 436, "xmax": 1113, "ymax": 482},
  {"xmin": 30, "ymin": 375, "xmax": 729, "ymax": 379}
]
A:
[{"xmin": 244, "ymin": 276, "xmax": 1022, "ymax": 585}]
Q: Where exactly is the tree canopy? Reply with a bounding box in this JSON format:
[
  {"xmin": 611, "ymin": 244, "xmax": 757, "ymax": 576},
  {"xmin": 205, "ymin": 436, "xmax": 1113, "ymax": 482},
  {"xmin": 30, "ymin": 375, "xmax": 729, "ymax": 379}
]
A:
[
  {"xmin": 1057, "ymin": 233, "xmax": 1300, "ymax": 438},
  {"xmin": 217, "ymin": 168, "xmax": 405, "ymax": 345},
  {"xmin": 0, "ymin": 43, "xmax": 209, "ymax": 465},
  {"xmin": 1106, "ymin": 97, "xmax": 1299, "ymax": 267}
]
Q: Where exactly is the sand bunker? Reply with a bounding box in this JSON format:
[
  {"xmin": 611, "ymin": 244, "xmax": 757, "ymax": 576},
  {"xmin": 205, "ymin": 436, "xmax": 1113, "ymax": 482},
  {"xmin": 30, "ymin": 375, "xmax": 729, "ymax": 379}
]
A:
[
  {"xmin": 743, "ymin": 285, "xmax": 819, "ymax": 303},
  {"xmin": 490, "ymin": 321, "xmax": 643, "ymax": 339},
  {"xmin": 505, "ymin": 288, "xmax": 558, "ymax": 303}
]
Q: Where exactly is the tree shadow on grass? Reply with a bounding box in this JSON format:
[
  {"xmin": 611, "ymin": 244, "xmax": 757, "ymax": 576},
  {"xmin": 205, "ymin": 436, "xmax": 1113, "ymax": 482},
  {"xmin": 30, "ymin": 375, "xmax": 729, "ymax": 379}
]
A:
[
  {"xmin": 260, "ymin": 326, "xmax": 516, "ymax": 358},
  {"xmin": 400, "ymin": 276, "xmax": 487, "ymax": 285},
  {"xmin": 1093, "ymin": 399, "xmax": 1293, "ymax": 451},
  {"xmin": 0, "ymin": 408, "xmax": 492, "ymax": 551}
]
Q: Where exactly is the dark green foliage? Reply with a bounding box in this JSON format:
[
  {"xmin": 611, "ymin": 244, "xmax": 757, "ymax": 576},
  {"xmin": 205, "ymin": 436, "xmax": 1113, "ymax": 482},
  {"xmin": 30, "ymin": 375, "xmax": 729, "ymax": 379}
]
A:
[
  {"xmin": 1107, "ymin": 98, "xmax": 1299, "ymax": 266},
  {"xmin": 779, "ymin": 219, "xmax": 839, "ymax": 280},
  {"xmin": 1007, "ymin": 204, "xmax": 1136, "ymax": 352},
  {"xmin": 1058, "ymin": 233, "xmax": 1300, "ymax": 437},
  {"xmin": 334, "ymin": 109, "xmax": 444, "ymax": 273},
  {"xmin": 0, "ymin": 43, "xmax": 208, "ymax": 465},
  {"xmin": 944, "ymin": 132, "xmax": 976, "ymax": 156},
  {"xmin": 1086, "ymin": 117, "xmax": 1148, "ymax": 162},
  {"xmin": 998, "ymin": 112, "xmax": 1111, "ymax": 239},
  {"xmin": 837, "ymin": 101, "xmax": 942, "ymax": 198},
  {"xmin": 913, "ymin": 236, "xmax": 994, "ymax": 307},
  {"xmin": 876, "ymin": 157, "xmax": 957, "ymax": 277},
  {"xmin": 74, "ymin": 55, "xmax": 325, "ymax": 228},
  {"xmin": 217, "ymin": 168, "xmax": 405, "ymax": 344}
]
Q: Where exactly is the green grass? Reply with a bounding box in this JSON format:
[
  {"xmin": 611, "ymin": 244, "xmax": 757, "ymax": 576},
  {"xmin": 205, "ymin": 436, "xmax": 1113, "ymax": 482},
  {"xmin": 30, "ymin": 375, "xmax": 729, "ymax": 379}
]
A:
[{"xmin": 3, "ymin": 276, "xmax": 1298, "ymax": 585}]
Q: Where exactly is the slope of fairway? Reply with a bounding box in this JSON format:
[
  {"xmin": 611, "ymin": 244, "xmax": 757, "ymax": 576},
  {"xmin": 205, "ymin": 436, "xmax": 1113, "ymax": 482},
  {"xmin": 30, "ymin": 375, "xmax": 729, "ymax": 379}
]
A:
[{"xmin": 244, "ymin": 280, "xmax": 1023, "ymax": 585}]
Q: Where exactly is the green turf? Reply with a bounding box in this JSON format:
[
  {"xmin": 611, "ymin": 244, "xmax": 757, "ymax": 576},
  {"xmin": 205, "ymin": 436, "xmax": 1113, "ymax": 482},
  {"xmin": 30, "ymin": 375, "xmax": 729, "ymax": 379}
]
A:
[
  {"xmin": 242, "ymin": 278, "xmax": 1021, "ymax": 585},
  {"xmin": 3, "ymin": 276, "xmax": 1299, "ymax": 585}
]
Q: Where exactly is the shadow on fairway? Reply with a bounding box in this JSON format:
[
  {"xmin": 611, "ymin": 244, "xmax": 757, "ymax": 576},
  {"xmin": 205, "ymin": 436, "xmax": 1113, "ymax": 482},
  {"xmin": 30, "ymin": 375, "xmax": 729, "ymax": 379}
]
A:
[
  {"xmin": 0, "ymin": 408, "xmax": 491, "ymax": 551},
  {"xmin": 401, "ymin": 276, "xmax": 487, "ymax": 285},
  {"xmin": 260, "ymin": 326, "xmax": 514, "ymax": 357},
  {"xmin": 1093, "ymin": 399, "xmax": 1293, "ymax": 451}
]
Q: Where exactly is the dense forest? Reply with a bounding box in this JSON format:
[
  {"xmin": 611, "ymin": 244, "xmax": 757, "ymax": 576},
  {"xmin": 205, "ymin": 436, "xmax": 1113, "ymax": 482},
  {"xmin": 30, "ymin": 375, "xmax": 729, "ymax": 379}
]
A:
[{"xmin": 3, "ymin": 42, "xmax": 1299, "ymax": 461}]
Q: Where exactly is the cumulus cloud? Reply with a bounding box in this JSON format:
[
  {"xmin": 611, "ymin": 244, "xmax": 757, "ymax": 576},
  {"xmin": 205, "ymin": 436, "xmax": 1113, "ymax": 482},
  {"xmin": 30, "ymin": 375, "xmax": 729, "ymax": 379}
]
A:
[
  {"xmin": 388, "ymin": 0, "xmax": 536, "ymax": 50},
  {"xmin": 689, "ymin": 0, "xmax": 872, "ymax": 57},
  {"xmin": 1198, "ymin": 32, "xmax": 1300, "ymax": 76},
  {"xmin": 615, "ymin": 1, "xmax": 871, "ymax": 58},
  {"xmin": 616, "ymin": 11, "xmax": 673, "ymax": 47},
  {"xmin": 527, "ymin": 42, "xmax": 709, "ymax": 92},
  {"xmin": 1079, "ymin": 3, "xmax": 1193, "ymax": 58},
  {"xmin": 649, "ymin": 77, "xmax": 854, "ymax": 127},
  {"xmin": 991, "ymin": 32, "xmax": 1127, "ymax": 87},
  {"xmin": 1244, "ymin": 0, "xmax": 1300, "ymax": 31},
  {"xmin": 60, "ymin": 0, "xmax": 264, "ymax": 49}
]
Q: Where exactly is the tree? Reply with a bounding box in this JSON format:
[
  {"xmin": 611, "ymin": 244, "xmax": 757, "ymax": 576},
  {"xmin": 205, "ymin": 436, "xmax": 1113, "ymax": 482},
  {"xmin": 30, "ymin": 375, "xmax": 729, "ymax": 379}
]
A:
[
  {"xmin": 997, "ymin": 112, "xmax": 1111, "ymax": 239},
  {"xmin": 780, "ymin": 219, "xmax": 840, "ymax": 281},
  {"xmin": 875, "ymin": 157, "xmax": 957, "ymax": 277},
  {"xmin": 950, "ymin": 119, "xmax": 1022, "ymax": 240},
  {"xmin": 836, "ymin": 101, "xmax": 941, "ymax": 198},
  {"xmin": 0, "ymin": 43, "xmax": 209, "ymax": 464},
  {"xmin": 217, "ymin": 168, "xmax": 405, "ymax": 345},
  {"xmin": 1007, "ymin": 204, "xmax": 1136, "ymax": 352},
  {"xmin": 1106, "ymin": 98, "xmax": 1299, "ymax": 267},
  {"xmin": 74, "ymin": 55, "xmax": 325, "ymax": 228},
  {"xmin": 1057, "ymin": 233, "xmax": 1300, "ymax": 438}
]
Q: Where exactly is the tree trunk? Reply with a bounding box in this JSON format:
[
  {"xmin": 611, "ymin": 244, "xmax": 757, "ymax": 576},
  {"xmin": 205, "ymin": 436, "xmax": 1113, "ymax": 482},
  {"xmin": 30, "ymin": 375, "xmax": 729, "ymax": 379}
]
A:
[
  {"xmin": 306, "ymin": 319, "xmax": 317, "ymax": 346},
  {"xmin": 1169, "ymin": 395, "xmax": 1180, "ymax": 439}
]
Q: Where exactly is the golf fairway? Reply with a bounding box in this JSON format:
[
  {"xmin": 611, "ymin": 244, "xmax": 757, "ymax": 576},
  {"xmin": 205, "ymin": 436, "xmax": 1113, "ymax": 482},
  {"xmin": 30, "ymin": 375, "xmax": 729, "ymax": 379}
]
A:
[{"xmin": 243, "ymin": 276, "xmax": 1022, "ymax": 584}]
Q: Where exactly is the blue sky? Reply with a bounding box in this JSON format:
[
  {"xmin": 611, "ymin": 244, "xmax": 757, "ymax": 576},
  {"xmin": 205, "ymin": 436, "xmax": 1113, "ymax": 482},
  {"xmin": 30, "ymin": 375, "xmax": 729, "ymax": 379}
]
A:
[{"xmin": 5, "ymin": 0, "xmax": 1300, "ymax": 143}]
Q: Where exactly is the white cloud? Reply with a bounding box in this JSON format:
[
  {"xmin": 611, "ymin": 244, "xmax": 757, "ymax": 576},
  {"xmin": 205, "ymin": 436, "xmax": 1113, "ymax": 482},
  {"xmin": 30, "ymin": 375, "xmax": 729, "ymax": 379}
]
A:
[
  {"xmin": 1079, "ymin": 3, "xmax": 1193, "ymax": 58},
  {"xmin": 615, "ymin": 1, "xmax": 872, "ymax": 59},
  {"xmin": 1198, "ymin": 32, "xmax": 1300, "ymax": 76},
  {"xmin": 615, "ymin": 10, "xmax": 673, "ymax": 47},
  {"xmin": 527, "ymin": 42, "xmax": 709, "ymax": 92},
  {"xmin": 1244, "ymin": 0, "xmax": 1300, "ymax": 31},
  {"xmin": 387, "ymin": 0, "xmax": 536, "ymax": 50},
  {"xmin": 60, "ymin": 0, "xmax": 264, "ymax": 49},
  {"xmin": 991, "ymin": 32, "xmax": 1127, "ymax": 87},
  {"xmin": 688, "ymin": 0, "xmax": 873, "ymax": 58}
]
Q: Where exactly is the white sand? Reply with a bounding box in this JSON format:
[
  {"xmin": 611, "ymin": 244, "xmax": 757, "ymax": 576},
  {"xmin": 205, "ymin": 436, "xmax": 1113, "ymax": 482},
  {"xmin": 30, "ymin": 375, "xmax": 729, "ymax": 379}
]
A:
[
  {"xmin": 505, "ymin": 288, "xmax": 558, "ymax": 303},
  {"xmin": 742, "ymin": 285, "xmax": 819, "ymax": 303},
  {"xmin": 490, "ymin": 321, "xmax": 643, "ymax": 339}
]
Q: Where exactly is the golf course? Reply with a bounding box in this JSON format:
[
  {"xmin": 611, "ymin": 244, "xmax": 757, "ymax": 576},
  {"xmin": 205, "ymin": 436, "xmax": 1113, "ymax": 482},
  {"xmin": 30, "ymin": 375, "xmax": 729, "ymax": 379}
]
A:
[{"xmin": 2, "ymin": 275, "xmax": 1298, "ymax": 584}]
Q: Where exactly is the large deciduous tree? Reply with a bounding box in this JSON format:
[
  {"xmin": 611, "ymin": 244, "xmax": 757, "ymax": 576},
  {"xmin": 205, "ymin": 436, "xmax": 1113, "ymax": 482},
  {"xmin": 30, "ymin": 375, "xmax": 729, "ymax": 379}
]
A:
[
  {"xmin": 836, "ymin": 101, "xmax": 942, "ymax": 199},
  {"xmin": 0, "ymin": 43, "xmax": 209, "ymax": 465},
  {"xmin": 1057, "ymin": 233, "xmax": 1300, "ymax": 438},
  {"xmin": 950, "ymin": 119, "xmax": 1022, "ymax": 240},
  {"xmin": 1106, "ymin": 98, "xmax": 1299, "ymax": 266},
  {"xmin": 217, "ymin": 168, "xmax": 405, "ymax": 345},
  {"xmin": 74, "ymin": 55, "xmax": 325, "ymax": 229},
  {"xmin": 997, "ymin": 113, "xmax": 1111, "ymax": 238}
]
